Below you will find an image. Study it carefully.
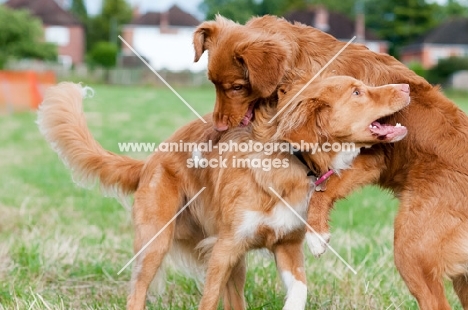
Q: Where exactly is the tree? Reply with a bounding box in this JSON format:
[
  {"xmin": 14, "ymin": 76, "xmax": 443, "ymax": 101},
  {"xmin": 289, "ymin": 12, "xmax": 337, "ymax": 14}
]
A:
[
  {"xmin": 88, "ymin": 41, "xmax": 118, "ymax": 68},
  {"xmin": 253, "ymin": 0, "xmax": 307, "ymax": 17},
  {"xmin": 427, "ymin": 57, "xmax": 468, "ymax": 85},
  {"xmin": 200, "ymin": 0, "xmax": 459, "ymax": 59},
  {"xmin": 70, "ymin": 0, "xmax": 88, "ymax": 24},
  {"xmin": 366, "ymin": 0, "xmax": 438, "ymax": 56},
  {"xmin": 199, "ymin": 0, "xmax": 258, "ymax": 23},
  {"xmin": 433, "ymin": 0, "xmax": 468, "ymax": 19},
  {"xmin": 305, "ymin": 0, "xmax": 355, "ymax": 18},
  {"xmin": 200, "ymin": 0, "xmax": 313, "ymax": 23},
  {"xmin": 0, "ymin": 6, "xmax": 57, "ymax": 68},
  {"xmin": 86, "ymin": 0, "xmax": 132, "ymax": 52}
]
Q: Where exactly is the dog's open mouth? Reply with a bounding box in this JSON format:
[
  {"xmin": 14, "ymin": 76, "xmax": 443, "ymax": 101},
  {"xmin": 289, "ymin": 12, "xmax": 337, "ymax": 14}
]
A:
[
  {"xmin": 239, "ymin": 102, "xmax": 255, "ymax": 127},
  {"xmin": 369, "ymin": 120, "xmax": 407, "ymax": 142}
]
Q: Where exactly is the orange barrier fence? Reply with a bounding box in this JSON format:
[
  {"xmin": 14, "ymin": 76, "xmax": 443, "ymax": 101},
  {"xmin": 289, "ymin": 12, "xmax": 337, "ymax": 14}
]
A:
[{"xmin": 0, "ymin": 71, "xmax": 56, "ymax": 113}]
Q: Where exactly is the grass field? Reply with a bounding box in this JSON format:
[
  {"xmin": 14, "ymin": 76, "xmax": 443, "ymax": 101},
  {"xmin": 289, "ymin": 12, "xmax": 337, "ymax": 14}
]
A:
[{"xmin": 1, "ymin": 84, "xmax": 467, "ymax": 310}]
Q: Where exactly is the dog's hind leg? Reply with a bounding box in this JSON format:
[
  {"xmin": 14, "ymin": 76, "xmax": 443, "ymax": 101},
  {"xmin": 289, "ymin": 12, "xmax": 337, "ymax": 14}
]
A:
[
  {"xmin": 274, "ymin": 239, "xmax": 307, "ymax": 310},
  {"xmin": 453, "ymin": 275, "xmax": 468, "ymax": 309},
  {"xmin": 126, "ymin": 174, "xmax": 183, "ymax": 310},
  {"xmin": 199, "ymin": 238, "xmax": 244, "ymax": 310},
  {"xmin": 394, "ymin": 251, "xmax": 450, "ymax": 310},
  {"xmin": 447, "ymin": 229, "xmax": 468, "ymax": 309},
  {"xmin": 394, "ymin": 206, "xmax": 451, "ymax": 310},
  {"xmin": 223, "ymin": 255, "xmax": 246, "ymax": 310}
]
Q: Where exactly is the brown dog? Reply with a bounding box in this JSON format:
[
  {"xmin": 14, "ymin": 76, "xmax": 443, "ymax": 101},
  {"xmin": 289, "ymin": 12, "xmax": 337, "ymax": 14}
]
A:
[
  {"xmin": 37, "ymin": 76, "xmax": 409, "ymax": 310},
  {"xmin": 194, "ymin": 15, "xmax": 468, "ymax": 310}
]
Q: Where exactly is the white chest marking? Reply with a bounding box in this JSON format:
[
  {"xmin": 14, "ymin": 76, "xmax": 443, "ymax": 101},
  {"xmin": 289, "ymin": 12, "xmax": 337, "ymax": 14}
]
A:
[
  {"xmin": 331, "ymin": 149, "xmax": 360, "ymax": 173},
  {"xmin": 191, "ymin": 147, "xmax": 203, "ymax": 168},
  {"xmin": 236, "ymin": 201, "xmax": 307, "ymax": 240}
]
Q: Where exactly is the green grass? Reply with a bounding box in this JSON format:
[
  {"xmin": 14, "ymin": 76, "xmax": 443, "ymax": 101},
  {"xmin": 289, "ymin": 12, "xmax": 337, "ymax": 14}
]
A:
[{"xmin": 0, "ymin": 84, "xmax": 467, "ymax": 309}]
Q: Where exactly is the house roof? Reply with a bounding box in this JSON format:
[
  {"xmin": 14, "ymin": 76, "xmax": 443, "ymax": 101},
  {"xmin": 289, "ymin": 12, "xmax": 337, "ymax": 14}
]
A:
[
  {"xmin": 283, "ymin": 8, "xmax": 380, "ymax": 41},
  {"xmin": 5, "ymin": 0, "xmax": 82, "ymax": 26},
  {"xmin": 130, "ymin": 5, "xmax": 200, "ymax": 27},
  {"xmin": 412, "ymin": 18, "xmax": 468, "ymax": 45}
]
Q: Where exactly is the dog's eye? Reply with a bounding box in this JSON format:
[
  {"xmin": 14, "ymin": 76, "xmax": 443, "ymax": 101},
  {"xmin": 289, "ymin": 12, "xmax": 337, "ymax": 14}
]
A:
[
  {"xmin": 353, "ymin": 89, "xmax": 360, "ymax": 96},
  {"xmin": 232, "ymin": 85, "xmax": 243, "ymax": 91}
]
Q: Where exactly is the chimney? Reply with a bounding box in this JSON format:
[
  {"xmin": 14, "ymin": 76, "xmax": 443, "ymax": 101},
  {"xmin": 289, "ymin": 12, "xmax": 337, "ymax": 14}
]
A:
[
  {"xmin": 160, "ymin": 10, "xmax": 169, "ymax": 30},
  {"xmin": 314, "ymin": 6, "xmax": 329, "ymax": 32},
  {"xmin": 355, "ymin": 1, "xmax": 365, "ymax": 42},
  {"xmin": 132, "ymin": 4, "xmax": 141, "ymax": 19}
]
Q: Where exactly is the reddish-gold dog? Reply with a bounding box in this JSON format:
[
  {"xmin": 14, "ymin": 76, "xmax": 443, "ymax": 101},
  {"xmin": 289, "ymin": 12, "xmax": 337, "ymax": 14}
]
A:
[
  {"xmin": 37, "ymin": 76, "xmax": 409, "ymax": 310},
  {"xmin": 194, "ymin": 15, "xmax": 468, "ymax": 310}
]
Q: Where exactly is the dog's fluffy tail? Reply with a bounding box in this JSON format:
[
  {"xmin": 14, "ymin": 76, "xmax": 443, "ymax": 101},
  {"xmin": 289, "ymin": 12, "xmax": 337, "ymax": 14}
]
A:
[{"xmin": 37, "ymin": 82, "xmax": 143, "ymax": 197}]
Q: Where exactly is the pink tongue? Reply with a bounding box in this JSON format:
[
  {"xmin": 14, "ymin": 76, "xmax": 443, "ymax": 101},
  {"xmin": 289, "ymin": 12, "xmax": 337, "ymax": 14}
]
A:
[
  {"xmin": 370, "ymin": 121, "xmax": 407, "ymax": 141},
  {"xmin": 240, "ymin": 103, "xmax": 255, "ymax": 127}
]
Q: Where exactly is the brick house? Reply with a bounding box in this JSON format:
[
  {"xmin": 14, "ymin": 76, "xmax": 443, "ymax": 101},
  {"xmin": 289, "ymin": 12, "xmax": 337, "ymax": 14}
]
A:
[
  {"xmin": 283, "ymin": 7, "xmax": 388, "ymax": 54},
  {"xmin": 121, "ymin": 5, "xmax": 207, "ymax": 71},
  {"xmin": 5, "ymin": 0, "xmax": 85, "ymax": 67},
  {"xmin": 400, "ymin": 18, "xmax": 468, "ymax": 69}
]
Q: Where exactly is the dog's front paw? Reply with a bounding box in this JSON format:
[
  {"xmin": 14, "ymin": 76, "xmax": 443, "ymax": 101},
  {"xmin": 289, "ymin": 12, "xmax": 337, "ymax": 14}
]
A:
[{"xmin": 306, "ymin": 231, "xmax": 330, "ymax": 257}]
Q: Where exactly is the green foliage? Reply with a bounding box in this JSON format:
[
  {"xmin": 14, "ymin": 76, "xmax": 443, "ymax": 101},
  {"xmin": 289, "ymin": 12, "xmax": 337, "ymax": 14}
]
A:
[
  {"xmin": 199, "ymin": 0, "xmax": 446, "ymax": 57},
  {"xmin": 88, "ymin": 41, "xmax": 118, "ymax": 68},
  {"xmin": 305, "ymin": 0, "xmax": 355, "ymax": 18},
  {"xmin": 366, "ymin": 0, "xmax": 438, "ymax": 56},
  {"xmin": 86, "ymin": 0, "xmax": 132, "ymax": 52},
  {"xmin": 407, "ymin": 62, "xmax": 427, "ymax": 79},
  {"xmin": 433, "ymin": 0, "xmax": 468, "ymax": 19},
  {"xmin": 359, "ymin": 0, "xmax": 467, "ymax": 56},
  {"xmin": 199, "ymin": 0, "xmax": 258, "ymax": 23},
  {"xmin": 70, "ymin": 0, "xmax": 88, "ymax": 24},
  {"xmin": 101, "ymin": 0, "xmax": 133, "ymax": 24},
  {"xmin": 427, "ymin": 57, "xmax": 468, "ymax": 85},
  {"xmin": 199, "ymin": 0, "xmax": 309, "ymax": 24},
  {"xmin": 254, "ymin": 0, "xmax": 307, "ymax": 17},
  {"xmin": 199, "ymin": 0, "xmax": 468, "ymax": 59},
  {"xmin": 0, "ymin": 6, "xmax": 57, "ymax": 68},
  {"xmin": 199, "ymin": 0, "xmax": 468, "ymax": 56}
]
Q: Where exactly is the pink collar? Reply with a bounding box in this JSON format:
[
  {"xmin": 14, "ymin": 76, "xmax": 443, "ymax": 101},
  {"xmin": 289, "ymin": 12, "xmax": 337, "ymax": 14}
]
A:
[
  {"xmin": 292, "ymin": 151, "xmax": 334, "ymax": 186},
  {"xmin": 314, "ymin": 169, "xmax": 334, "ymax": 186}
]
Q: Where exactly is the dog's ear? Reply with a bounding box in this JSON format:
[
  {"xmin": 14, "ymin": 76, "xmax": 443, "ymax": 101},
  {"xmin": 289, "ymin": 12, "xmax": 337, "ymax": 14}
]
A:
[
  {"xmin": 235, "ymin": 40, "xmax": 290, "ymax": 98},
  {"xmin": 280, "ymin": 99, "xmax": 330, "ymax": 146},
  {"xmin": 305, "ymin": 98, "xmax": 330, "ymax": 137},
  {"xmin": 193, "ymin": 21, "xmax": 216, "ymax": 62},
  {"xmin": 193, "ymin": 15, "xmax": 236, "ymax": 62}
]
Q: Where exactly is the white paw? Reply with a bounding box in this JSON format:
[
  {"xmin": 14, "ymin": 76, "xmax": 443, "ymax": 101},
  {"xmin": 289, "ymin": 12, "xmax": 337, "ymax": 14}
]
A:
[
  {"xmin": 306, "ymin": 231, "xmax": 330, "ymax": 257},
  {"xmin": 281, "ymin": 272, "xmax": 307, "ymax": 310}
]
